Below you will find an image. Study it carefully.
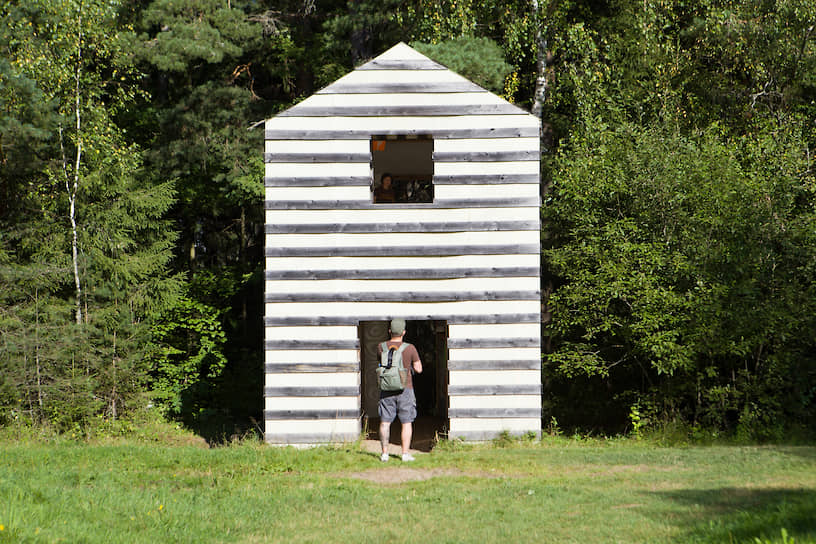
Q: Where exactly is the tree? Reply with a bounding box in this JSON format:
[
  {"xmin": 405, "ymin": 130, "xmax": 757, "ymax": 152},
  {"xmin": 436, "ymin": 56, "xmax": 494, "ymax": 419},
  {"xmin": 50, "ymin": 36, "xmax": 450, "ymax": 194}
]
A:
[
  {"xmin": 128, "ymin": 0, "xmax": 303, "ymax": 435},
  {"xmin": 0, "ymin": 0, "xmax": 181, "ymax": 427},
  {"xmin": 411, "ymin": 37, "xmax": 513, "ymax": 94},
  {"xmin": 540, "ymin": 1, "xmax": 816, "ymax": 436}
]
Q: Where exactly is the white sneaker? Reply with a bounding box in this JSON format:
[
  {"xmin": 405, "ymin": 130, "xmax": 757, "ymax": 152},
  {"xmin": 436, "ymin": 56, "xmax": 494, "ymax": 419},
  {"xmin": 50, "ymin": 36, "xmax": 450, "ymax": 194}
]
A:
[
  {"xmin": 380, "ymin": 453, "xmax": 389, "ymax": 462},
  {"xmin": 401, "ymin": 453, "xmax": 415, "ymax": 462}
]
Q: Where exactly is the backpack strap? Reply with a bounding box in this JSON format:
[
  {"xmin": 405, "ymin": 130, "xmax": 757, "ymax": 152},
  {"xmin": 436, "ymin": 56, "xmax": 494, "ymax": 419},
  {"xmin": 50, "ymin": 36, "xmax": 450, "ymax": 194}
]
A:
[
  {"xmin": 393, "ymin": 343, "xmax": 409, "ymax": 368},
  {"xmin": 380, "ymin": 341, "xmax": 410, "ymax": 369}
]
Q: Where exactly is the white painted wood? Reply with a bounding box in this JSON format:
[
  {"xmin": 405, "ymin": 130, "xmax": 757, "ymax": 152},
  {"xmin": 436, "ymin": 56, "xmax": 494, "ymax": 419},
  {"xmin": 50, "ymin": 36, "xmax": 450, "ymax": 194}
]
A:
[
  {"xmin": 264, "ymin": 349, "xmax": 359, "ymax": 363},
  {"xmin": 448, "ymin": 370, "xmax": 541, "ymax": 386},
  {"xmin": 265, "ymin": 184, "xmax": 540, "ymax": 201},
  {"xmin": 449, "ymin": 323, "xmax": 541, "ymax": 339},
  {"xmin": 368, "ymin": 42, "xmax": 438, "ymax": 62},
  {"xmin": 448, "ymin": 347, "xmax": 541, "ymax": 361},
  {"xmin": 265, "ymin": 277, "xmax": 540, "ymax": 295},
  {"xmin": 265, "ymin": 186, "xmax": 371, "ymax": 201},
  {"xmin": 318, "ymin": 68, "xmax": 476, "ymax": 88},
  {"xmin": 265, "ymin": 115, "xmax": 539, "ymax": 133},
  {"xmin": 265, "ymin": 207, "xmax": 538, "ymax": 225},
  {"xmin": 265, "ymin": 140, "xmax": 370, "ymax": 154},
  {"xmin": 262, "ymin": 43, "xmax": 541, "ymax": 445},
  {"xmin": 434, "ymin": 161, "xmax": 539, "ymax": 176},
  {"xmin": 264, "ymin": 230, "xmax": 539, "ymax": 248},
  {"xmin": 448, "ymin": 418, "xmax": 539, "ymax": 433},
  {"xmin": 265, "ymin": 300, "xmax": 541, "ymax": 319},
  {"xmin": 435, "ymin": 184, "xmax": 540, "ymax": 200},
  {"xmin": 265, "ymin": 254, "xmax": 540, "ymax": 271},
  {"xmin": 434, "ymin": 138, "xmax": 539, "ymax": 153},
  {"xmin": 264, "ymin": 373, "xmax": 359, "ymax": 388},
  {"xmin": 288, "ymin": 91, "xmax": 514, "ymax": 110},
  {"xmin": 264, "ymin": 326, "xmax": 359, "ymax": 341},
  {"xmin": 264, "ymin": 419, "xmax": 360, "ymax": 435},
  {"xmin": 265, "ymin": 397, "xmax": 359, "ymax": 411},
  {"xmin": 449, "ymin": 396, "xmax": 541, "ymax": 410},
  {"xmin": 265, "ymin": 163, "xmax": 369, "ymax": 178}
]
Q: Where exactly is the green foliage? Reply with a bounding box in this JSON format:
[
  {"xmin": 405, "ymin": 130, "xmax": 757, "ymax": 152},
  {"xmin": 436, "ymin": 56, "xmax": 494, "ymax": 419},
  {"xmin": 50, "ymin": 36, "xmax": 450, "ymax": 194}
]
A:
[
  {"xmin": 0, "ymin": 0, "xmax": 181, "ymax": 429},
  {"xmin": 754, "ymin": 528, "xmax": 797, "ymax": 544},
  {"xmin": 137, "ymin": 0, "xmax": 255, "ymax": 72},
  {"xmin": 149, "ymin": 296, "xmax": 227, "ymax": 418},
  {"xmin": 403, "ymin": 0, "xmax": 543, "ymax": 105},
  {"xmin": 322, "ymin": 0, "xmax": 408, "ymax": 65},
  {"xmin": 542, "ymin": 0, "xmax": 816, "ymax": 435},
  {"xmin": 411, "ymin": 37, "xmax": 513, "ymax": 94},
  {"xmin": 2, "ymin": 0, "xmax": 815, "ymax": 441}
]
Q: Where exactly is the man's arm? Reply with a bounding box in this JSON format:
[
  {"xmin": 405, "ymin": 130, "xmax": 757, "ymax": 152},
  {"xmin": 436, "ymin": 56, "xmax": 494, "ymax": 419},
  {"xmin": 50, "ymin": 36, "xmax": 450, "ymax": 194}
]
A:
[{"xmin": 407, "ymin": 344, "xmax": 422, "ymax": 374}]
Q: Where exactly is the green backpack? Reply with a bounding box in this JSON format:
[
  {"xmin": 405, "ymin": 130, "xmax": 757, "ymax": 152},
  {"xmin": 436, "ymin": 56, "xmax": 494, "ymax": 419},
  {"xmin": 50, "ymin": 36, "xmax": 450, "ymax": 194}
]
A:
[{"xmin": 376, "ymin": 342, "xmax": 409, "ymax": 392}]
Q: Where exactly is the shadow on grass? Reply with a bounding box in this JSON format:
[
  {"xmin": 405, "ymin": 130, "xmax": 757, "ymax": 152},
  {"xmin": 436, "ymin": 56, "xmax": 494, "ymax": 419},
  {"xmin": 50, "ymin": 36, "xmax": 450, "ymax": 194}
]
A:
[
  {"xmin": 651, "ymin": 487, "xmax": 816, "ymax": 542},
  {"xmin": 774, "ymin": 445, "xmax": 816, "ymax": 463}
]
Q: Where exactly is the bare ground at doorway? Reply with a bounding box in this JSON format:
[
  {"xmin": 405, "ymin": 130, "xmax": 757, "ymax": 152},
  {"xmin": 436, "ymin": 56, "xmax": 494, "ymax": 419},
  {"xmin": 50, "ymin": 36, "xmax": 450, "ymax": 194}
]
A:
[{"xmin": 351, "ymin": 438, "xmax": 510, "ymax": 484}]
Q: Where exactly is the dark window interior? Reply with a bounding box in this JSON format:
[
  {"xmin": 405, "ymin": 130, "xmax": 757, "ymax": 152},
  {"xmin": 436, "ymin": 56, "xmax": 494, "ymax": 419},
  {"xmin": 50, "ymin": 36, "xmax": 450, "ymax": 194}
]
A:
[{"xmin": 371, "ymin": 136, "xmax": 434, "ymax": 203}]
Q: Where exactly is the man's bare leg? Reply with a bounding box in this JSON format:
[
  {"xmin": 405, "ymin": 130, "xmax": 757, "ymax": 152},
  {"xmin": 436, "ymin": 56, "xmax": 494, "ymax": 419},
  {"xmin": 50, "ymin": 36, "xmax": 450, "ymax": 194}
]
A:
[
  {"xmin": 401, "ymin": 422, "xmax": 413, "ymax": 454},
  {"xmin": 380, "ymin": 420, "xmax": 391, "ymax": 455}
]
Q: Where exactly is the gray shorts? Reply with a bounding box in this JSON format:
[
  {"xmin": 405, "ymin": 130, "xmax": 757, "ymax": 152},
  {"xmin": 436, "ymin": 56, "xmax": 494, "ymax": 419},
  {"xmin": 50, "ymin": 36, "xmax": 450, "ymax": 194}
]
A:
[{"xmin": 378, "ymin": 388, "xmax": 417, "ymax": 423}]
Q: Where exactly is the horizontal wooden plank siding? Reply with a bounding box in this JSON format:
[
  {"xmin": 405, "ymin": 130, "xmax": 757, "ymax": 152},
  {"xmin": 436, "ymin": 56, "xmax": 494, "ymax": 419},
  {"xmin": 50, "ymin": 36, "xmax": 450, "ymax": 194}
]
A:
[
  {"xmin": 433, "ymin": 174, "xmax": 539, "ymax": 185},
  {"xmin": 448, "ymin": 384, "xmax": 542, "ymax": 395},
  {"xmin": 264, "ymin": 291, "xmax": 540, "ymax": 303},
  {"xmin": 264, "ymin": 127, "xmax": 540, "ymax": 140},
  {"xmin": 264, "ymin": 176, "xmax": 372, "ymax": 187},
  {"xmin": 263, "ymin": 43, "xmax": 542, "ymax": 445},
  {"xmin": 264, "ymin": 244, "xmax": 539, "ymax": 257},
  {"xmin": 264, "ymin": 221, "xmax": 539, "ymax": 234},
  {"xmin": 263, "ymin": 314, "xmax": 541, "ymax": 326},
  {"xmin": 263, "ymin": 198, "xmax": 540, "ymax": 210},
  {"xmin": 264, "ymin": 267, "xmax": 540, "ymax": 280},
  {"xmin": 318, "ymin": 81, "xmax": 484, "ymax": 94},
  {"xmin": 265, "ymin": 277, "xmax": 538, "ymax": 292},
  {"xmin": 265, "ymin": 432, "xmax": 360, "ymax": 444},
  {"xmin": 357, "ymin": 59, "xmax": 446, "ymax": 70},
  {"xmin": 264, "ymin": 339, "xmax": 359, "ymax": 350},
  {"xmin": 264, "ymin": 386, "xmax": 359, "ymax": 397},
  {"xmin": 279, "ymin": 104, "xmax": 527, "ymax": 117},
  {"xmin": 433, "ymin": 150, "xmax": 538, "ymax": 162},
  {"xmin": 264, "ymin": 409, "xmax": 359, "ymax": 420},
  {"xmin": 448, "ymin": 408, "xmax": 541, "ymax": 418},
  {"xmin": 264, "ymin": 152, "xmax": 370, "ymax": 163},
  {"xmin": 447, "ymin": 338, "xmax": 540, "ymax": 349},
  {"xmin": 264, "ymin": 362, "xmax": 359, "ymax": 373},
  {"xmin": 447, "ymin": 359, "xmax": 541, "ymax": 370}
]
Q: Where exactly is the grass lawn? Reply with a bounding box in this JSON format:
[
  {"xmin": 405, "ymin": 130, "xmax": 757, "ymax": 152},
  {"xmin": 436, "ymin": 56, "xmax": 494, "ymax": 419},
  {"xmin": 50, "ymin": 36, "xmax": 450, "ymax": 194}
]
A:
[{"xmin": 1, "ymin": 433, "xmax": 814, "ymax": 543}]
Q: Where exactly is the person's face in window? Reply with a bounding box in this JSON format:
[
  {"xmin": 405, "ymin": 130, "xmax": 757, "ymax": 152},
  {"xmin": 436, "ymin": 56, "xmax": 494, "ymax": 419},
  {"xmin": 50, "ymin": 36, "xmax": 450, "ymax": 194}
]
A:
[{"xmin": 382, "ymin": 175, "xmax": 392, "ymax": 190}]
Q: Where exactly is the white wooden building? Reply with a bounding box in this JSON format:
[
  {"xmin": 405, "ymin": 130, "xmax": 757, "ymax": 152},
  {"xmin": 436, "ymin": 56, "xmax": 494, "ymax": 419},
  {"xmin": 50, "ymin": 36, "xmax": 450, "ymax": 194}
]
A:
[{"xmin": 263, "ymin": 42, "xmax": 541, "ymax": 445}]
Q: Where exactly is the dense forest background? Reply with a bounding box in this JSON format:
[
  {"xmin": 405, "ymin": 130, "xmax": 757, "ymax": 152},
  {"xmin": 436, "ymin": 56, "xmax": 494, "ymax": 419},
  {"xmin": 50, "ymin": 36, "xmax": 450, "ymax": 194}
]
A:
[{"xmin": 1, "ymin": 0, "xmax": 814, "ymax": 441}]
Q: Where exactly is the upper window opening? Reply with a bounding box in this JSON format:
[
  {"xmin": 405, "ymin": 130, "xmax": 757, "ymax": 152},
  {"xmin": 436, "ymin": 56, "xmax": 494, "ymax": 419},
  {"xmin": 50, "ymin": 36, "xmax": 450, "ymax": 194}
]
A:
[{"xmin": 371, "ymin": 135, "xmax": 434, "ymax": 203}]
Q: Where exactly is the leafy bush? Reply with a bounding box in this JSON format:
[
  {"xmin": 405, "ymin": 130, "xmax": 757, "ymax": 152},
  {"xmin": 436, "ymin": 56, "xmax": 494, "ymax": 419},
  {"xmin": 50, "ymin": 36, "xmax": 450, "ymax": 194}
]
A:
[{"xmin": 411, "ymin": 37, "xmax": 513, "ymax": 94}]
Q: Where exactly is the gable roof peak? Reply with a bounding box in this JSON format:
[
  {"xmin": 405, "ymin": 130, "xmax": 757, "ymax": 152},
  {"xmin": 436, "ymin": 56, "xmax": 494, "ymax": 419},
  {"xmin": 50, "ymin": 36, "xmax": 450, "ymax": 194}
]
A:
[{"xmin": 373, "ymin": 42, "xmax": 430, "ymax": 62}]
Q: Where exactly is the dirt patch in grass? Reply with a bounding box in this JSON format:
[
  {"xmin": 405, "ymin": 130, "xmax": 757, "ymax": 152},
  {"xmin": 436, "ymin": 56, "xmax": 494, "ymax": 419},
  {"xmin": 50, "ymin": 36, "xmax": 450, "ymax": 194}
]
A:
[{"xmin": 342, "ymin": 467, "xmax": 506, "ymax": 485}]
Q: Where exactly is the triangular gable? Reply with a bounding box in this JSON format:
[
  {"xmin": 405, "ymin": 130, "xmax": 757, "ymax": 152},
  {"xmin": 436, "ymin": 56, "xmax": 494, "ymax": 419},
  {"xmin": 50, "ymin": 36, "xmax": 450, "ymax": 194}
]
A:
[{"xmin": 273, "ymin": 42, "xmax": 534, "ymax": 119}]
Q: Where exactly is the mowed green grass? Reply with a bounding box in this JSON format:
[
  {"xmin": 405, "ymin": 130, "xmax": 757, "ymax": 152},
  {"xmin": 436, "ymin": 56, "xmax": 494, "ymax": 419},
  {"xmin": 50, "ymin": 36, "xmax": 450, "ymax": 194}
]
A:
[{"xmin": 1, "ymin": 435, "xmax": 815, "ymax": 543}]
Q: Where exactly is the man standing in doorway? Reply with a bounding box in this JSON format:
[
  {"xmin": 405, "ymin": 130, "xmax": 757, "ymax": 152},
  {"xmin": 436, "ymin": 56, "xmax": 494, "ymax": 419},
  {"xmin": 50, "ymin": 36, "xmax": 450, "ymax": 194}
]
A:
[{"xmin": 378, "ymin": 318, "xmax": 422, "ymax": 461}]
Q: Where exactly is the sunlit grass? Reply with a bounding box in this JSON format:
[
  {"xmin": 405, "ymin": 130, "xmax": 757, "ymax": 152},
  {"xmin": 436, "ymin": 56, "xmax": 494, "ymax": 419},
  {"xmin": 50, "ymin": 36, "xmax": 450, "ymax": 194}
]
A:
[{"xmin": 1, "ymin": 431, "xmax": 814, "ymax": 543}]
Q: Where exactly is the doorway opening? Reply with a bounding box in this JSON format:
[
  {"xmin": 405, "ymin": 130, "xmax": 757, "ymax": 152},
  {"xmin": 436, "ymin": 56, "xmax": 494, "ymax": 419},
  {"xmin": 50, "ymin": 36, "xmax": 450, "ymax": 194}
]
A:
[{"xmin": 358, "ymin": 319, "xmax": 448, "ymax": 451}]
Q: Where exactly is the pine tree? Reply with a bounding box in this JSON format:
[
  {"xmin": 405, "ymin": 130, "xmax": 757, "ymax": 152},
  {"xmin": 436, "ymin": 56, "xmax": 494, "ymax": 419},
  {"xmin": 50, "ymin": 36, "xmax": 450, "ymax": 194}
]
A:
[{"xmin": 0, "ymin": 0, "xmax": 182, "ymax": 427}]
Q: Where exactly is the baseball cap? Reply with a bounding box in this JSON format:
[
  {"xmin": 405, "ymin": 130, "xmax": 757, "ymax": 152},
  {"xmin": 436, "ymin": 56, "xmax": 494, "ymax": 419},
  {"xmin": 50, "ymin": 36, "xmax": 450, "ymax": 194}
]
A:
[{"xmin": 390, "ymin": 318, "xmax": 406, "ymax": 334}]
